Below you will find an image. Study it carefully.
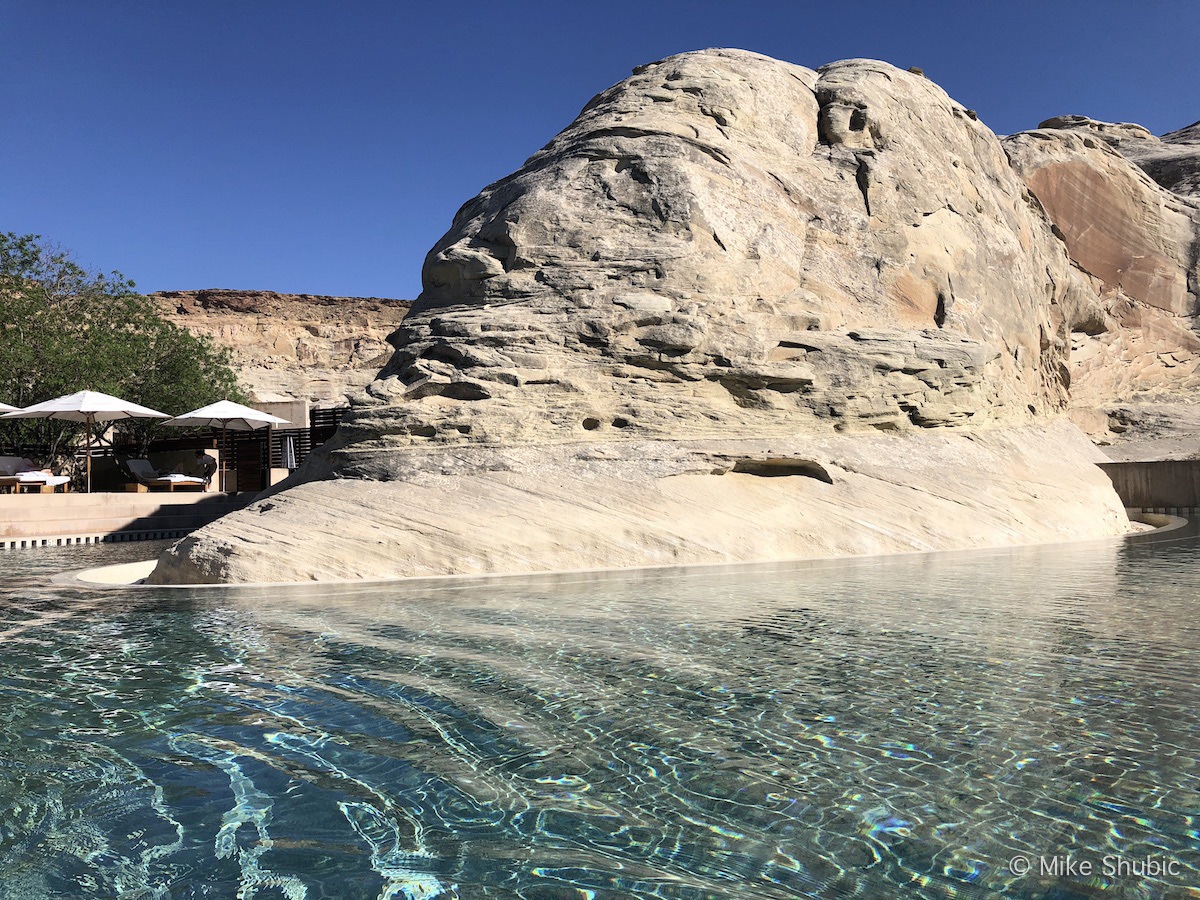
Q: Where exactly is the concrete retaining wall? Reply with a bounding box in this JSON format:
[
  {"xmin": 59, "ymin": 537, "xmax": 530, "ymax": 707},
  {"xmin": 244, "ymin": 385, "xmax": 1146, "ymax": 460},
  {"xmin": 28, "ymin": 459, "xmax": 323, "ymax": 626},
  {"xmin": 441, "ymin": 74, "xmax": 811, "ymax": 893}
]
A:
[
  {"xmin": 1097, "ymin": 461, "xmax": 1200, "ymax": 510},
  {"xmin": 0, "ymin": 492, "xmax": 253, "ymax": 549}
]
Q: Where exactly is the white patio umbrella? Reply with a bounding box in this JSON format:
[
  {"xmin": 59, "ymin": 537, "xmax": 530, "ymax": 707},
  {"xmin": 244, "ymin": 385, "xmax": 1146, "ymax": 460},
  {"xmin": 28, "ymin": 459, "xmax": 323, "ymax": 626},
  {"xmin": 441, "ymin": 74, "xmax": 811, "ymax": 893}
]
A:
[
  {"xmin": 0, "ymin": 402, "xmax": 17, "ymax": 412},
  {"xmin": 162, "ymin": 400, "xmax": 290, "ymax": 492},
  {"xmin": 0, "ymin": 390, "xmax": 169, "ymax": 492}
]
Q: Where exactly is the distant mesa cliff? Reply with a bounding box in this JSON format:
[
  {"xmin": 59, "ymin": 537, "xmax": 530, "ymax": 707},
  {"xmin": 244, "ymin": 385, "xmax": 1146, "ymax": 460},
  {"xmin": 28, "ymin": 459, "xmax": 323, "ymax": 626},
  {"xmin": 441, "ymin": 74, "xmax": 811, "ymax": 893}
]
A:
[
  {"xmin": 150, "ymin": 49, "xmax": 1199, "ymax": 585},
  {"xmin": 151, "ymin": 289, "xmax": 411, "ymax": 405}
]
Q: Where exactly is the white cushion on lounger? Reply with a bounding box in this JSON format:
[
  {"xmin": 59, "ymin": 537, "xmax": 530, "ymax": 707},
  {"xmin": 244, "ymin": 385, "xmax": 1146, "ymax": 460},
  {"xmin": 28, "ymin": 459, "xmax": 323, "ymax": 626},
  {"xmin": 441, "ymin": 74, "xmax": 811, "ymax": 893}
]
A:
[
  {"xmin": 14, "ymin": 472, "xmax": 69, "ymax": 487},
  {"xmin": 127, "ymin": 460, "xmax": 205, "ymax": 485},
  {"xmin": 161, "ymin": 473, "xmax": 205, "ymax": 484}
]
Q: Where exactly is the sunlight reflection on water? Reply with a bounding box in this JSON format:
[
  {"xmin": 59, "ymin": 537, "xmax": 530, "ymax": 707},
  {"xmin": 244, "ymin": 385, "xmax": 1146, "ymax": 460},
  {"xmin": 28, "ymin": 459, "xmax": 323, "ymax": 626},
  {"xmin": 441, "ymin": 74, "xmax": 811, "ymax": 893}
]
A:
[{"xmin": 0, "ymin": 527, "xmax": 1197, "ymax": 898}]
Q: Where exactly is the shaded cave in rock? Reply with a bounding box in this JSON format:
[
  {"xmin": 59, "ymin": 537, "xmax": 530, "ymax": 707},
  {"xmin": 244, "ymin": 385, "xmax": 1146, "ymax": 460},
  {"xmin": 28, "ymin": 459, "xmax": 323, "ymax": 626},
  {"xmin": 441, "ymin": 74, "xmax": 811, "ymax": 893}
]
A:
[{"xmin": 729, "ymin": 459, "xmax": 835, "ymax": 483}]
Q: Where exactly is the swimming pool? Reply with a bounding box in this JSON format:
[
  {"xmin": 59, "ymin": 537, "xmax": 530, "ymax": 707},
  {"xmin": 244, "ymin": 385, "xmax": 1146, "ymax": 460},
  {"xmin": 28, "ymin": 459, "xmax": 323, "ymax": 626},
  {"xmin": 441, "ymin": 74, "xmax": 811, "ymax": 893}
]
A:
[{"xmin": 0, "ymin": 527, "xmax": 1196, "ymax": 897}]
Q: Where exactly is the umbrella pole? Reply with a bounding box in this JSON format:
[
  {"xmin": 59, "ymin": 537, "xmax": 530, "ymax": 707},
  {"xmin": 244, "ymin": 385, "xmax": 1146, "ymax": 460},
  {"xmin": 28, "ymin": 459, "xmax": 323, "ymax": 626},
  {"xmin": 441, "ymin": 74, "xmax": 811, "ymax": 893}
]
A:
[{"xmin": 86, "ymin": 416, "xmax": 93, "ymax": 494}]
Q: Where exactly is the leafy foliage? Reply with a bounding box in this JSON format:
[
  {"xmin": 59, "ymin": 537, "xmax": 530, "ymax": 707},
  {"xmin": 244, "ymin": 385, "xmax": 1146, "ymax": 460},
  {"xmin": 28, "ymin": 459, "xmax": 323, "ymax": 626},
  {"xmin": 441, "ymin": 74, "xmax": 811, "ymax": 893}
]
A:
[{"xmin": 0, "ymin": 233, "xmax": 245, "ymax": 462}]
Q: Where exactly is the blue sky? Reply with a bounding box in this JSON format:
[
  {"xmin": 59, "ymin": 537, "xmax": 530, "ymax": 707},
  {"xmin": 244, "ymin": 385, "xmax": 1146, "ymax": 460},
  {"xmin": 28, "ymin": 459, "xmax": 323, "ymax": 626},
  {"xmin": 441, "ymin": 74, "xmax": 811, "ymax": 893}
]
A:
[{"xmin": 2, "ymin": 0, "xmax": 1196, "ymax": 300}]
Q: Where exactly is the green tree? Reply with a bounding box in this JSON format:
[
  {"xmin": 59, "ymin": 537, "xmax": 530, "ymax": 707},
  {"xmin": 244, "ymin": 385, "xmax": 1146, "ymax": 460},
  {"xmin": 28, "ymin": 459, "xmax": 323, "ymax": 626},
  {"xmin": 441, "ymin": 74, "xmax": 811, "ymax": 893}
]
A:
[{"xmin": 0, "ymin": 233, "xmax": 245, "ymax": 464}]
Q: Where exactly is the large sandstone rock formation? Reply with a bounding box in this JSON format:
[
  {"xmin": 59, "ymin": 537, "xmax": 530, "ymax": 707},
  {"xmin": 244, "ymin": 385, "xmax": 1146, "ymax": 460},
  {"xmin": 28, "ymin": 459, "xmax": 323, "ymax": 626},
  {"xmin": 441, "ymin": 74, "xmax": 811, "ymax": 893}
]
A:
[
  {"xmin": 150, "ymin": 50, "xmax": 1136, "ymax": 585},
  {"xmin": 366, "ymin": 54, "xmax": 1086, "ymax": 446},
  {"xmin": 1004, "ymin": 117, "xmax": 1200, "ymax": 456},
  {"xmin": 152, "ymin": 289, "xmax": 410, "ymax": 405}
]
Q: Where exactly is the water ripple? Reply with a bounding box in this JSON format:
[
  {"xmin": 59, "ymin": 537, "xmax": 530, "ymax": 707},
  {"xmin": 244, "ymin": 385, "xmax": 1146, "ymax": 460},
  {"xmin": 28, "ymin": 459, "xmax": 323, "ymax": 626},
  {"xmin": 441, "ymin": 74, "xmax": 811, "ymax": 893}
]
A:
[{"xmin": 1, "ymin": 530, "xmax": 1200, "ymax": 896}]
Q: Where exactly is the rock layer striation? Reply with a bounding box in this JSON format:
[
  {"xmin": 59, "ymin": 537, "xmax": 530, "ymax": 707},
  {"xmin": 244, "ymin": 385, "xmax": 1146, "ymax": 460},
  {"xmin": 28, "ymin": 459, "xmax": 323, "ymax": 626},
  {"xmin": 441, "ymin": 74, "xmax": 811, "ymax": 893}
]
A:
[{"xmin": 349, "ymin": 53, "xmax": 1086, "ymax": 453}]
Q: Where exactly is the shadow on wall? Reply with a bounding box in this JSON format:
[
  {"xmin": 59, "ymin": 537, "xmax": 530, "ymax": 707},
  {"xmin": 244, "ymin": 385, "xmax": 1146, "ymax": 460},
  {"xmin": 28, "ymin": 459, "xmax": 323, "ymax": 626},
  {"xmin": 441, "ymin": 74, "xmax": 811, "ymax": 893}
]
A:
[
  {"xmin": 1098, "ymin": 461, "xmax": 1200, "ymax": 508},
  {"xmin": 104, "ymin": 493, "xmax": 258, "ymax": 540}
]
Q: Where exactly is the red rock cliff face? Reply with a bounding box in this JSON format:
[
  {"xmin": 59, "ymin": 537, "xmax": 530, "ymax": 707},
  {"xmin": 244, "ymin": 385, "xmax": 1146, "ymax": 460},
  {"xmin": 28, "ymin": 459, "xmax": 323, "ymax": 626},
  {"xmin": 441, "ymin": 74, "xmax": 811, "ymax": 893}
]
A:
[
  {"xmin": 151, "ymin": 289, "xmax": 411, "ymax": 405},
  {"xmin": 1003, "ymin": 123, "xmax": 1200, "ymax": 416}
]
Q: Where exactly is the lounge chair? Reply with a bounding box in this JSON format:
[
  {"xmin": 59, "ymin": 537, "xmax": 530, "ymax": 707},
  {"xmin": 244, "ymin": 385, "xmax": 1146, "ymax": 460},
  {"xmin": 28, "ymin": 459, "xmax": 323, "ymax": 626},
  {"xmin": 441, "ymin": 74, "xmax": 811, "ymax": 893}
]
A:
[
  {"xmin": 0, "ymin": 456, "xmax": 70, "ymax": 493},
  {"xmin": 125, "ymin": 459, "xmax": 206, "ymax": 492}
]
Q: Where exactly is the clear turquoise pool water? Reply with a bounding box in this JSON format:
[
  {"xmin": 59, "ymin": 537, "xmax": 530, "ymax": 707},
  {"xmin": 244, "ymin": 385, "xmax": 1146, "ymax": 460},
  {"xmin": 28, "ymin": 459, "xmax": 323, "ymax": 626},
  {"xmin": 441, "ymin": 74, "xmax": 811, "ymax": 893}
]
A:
[{"xmin": 0, "ymin": 528, "xmax": 1198, "ymax": 898}]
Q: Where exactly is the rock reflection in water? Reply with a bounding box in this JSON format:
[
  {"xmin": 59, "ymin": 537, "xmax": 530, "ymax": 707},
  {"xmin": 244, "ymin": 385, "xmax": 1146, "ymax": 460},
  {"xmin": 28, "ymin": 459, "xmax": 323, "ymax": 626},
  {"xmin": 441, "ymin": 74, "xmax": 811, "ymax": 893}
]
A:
[{"xmin": 0, "ymin": 529, "xmax": 1197, "ymax": 898}]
